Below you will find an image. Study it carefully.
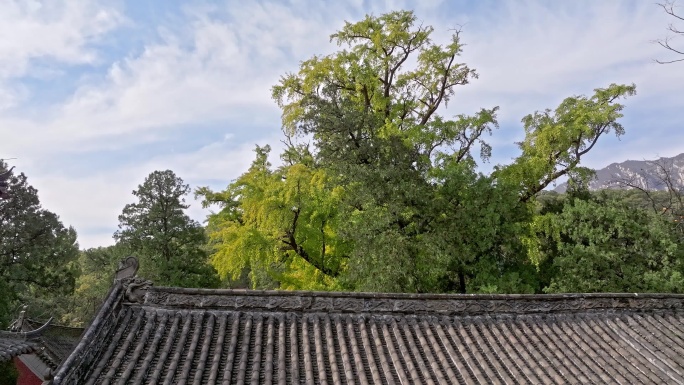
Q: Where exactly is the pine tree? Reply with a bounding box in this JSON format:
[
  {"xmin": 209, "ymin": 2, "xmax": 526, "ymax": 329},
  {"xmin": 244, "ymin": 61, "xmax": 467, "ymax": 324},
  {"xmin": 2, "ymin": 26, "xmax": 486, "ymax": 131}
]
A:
[{"xmin": 115, "ymin": 170, "xmax": 219, "ymax": 288}]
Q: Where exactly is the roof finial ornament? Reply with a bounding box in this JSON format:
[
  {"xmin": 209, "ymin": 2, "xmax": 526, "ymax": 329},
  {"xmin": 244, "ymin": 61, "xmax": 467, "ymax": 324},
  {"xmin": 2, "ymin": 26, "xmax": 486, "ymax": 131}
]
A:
[
  {"xmin": 8, "ymin": 305, "xmax": 27, "ymax": 332},
  {"xmin": 115, "ymin": 256, "xmax": 152, "ymax": 303},
  {"xmin": 115, "ymin": 256, "xmax": 139, "ymax": 281}
]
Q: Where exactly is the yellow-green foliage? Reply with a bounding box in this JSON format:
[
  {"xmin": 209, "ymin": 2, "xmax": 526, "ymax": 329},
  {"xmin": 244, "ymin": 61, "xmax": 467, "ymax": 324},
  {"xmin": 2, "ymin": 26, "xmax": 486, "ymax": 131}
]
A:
[
  {"xmin": 498, "ymin": 83, "xmax": 636, "ymax": 201},
  {"xmin": 200, "ymin": 146, "xmax": 347, "ymax": 290},
  {"xmin": 200, "ymin": 11, "xmax": 661, "ymax": 295},
  {"xmin": 272, "ymin": 10, "xmax": 477, "ymax": 148}
]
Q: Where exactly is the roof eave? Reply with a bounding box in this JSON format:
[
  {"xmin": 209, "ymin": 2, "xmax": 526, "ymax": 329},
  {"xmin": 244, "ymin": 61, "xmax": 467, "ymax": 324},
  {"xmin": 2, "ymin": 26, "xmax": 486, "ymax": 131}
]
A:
[{"xmin": 50, "ymin": 281, "xmax": 124, "ymax": 385}]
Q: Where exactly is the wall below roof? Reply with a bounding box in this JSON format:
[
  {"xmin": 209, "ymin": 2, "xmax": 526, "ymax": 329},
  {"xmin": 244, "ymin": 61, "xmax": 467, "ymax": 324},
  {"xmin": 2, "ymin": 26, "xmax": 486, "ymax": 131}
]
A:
[{"xmin": 13, "ymin": 356, "xmax": 43, "ymax": 385}]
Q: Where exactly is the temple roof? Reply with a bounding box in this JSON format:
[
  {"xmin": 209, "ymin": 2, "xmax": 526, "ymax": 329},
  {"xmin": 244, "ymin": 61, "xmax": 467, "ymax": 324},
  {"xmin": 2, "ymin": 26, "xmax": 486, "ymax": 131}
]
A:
[
  {"xmin": 0, "ymin": 314, "xmax": 83, "ymax": 385},
  {"xmin": 0, "ymin": 332, "xmax": 41, "ymax": 363},
  {"xmin": 0, "ymin": 319, "xmax": 53, "ymax": 363},
  {"xmin": 51, "ymin": 274, "xmax": 684, "ymax": 385},
  {"xmin": 24, "ymin": 320, "xmax": 84, "ymax": 371}
]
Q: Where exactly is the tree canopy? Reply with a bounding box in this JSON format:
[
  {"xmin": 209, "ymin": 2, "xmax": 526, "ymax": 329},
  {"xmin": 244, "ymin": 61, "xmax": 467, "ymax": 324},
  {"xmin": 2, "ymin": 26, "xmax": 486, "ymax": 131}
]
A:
[
  {"xmin": 533, "ymin": 192, "xmax": 684, "ymax": 293},
  {"xmin": 0, "ymin": 161, "xmax": 79, "ymax": 326},
  {"xmin": 116, "ymin": 170, "xmax": 219, "ymax": 288},
  {"xmin": 199, "ymin": 11, "xmax": 653, "ymax": 295}
]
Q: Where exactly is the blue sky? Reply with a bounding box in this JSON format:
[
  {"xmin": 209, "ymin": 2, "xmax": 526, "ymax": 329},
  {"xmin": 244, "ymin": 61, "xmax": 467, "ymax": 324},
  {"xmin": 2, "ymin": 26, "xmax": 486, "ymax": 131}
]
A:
[{"xmin": 1, "ymin": 0, "xmax": 682, "ymax": 248}]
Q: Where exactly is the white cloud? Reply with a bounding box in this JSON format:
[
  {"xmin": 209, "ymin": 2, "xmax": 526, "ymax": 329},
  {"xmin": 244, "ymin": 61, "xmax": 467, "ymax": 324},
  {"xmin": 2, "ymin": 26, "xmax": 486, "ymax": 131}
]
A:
[
  {"xmin": 32, "ymin": 135, "xmax": 286, "ymax": 248},
  {"xmin": 2, "ymin": 1, "xmax": 352, "ymax": 153},
  {"xmin": 449, "ymin": 1, "xmax": 676, "ymax": 120},
  {"xmin": 0, "ymin": 1, "xmax": 123, "ymax": 109}
]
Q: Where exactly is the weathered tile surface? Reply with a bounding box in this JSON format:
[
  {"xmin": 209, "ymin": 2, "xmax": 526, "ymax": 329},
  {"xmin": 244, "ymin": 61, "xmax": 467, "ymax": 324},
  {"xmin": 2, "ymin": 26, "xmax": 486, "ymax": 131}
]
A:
[
  {"xmin": 53, "ymin": 284, "xmax": 684, "ymax": 384},
  {"xmin": 0, "ymin": 332, "xmax": 41, "ymax": 362}
]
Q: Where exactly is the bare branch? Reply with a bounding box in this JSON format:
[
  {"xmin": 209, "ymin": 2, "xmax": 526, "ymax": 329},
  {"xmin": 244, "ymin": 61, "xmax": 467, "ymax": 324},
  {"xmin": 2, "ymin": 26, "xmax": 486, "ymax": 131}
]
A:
[
  {"xmin": 655, "ymin": 1, "xmax": 684, "ymax": 63},
  {"xmin": 658, "ymin": 0, "xmax": 684, "ymax": 21}
]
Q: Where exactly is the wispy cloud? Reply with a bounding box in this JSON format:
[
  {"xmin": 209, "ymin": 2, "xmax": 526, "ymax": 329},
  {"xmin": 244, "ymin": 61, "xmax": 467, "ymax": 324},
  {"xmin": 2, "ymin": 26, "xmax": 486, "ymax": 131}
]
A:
[{"xmin": 0, "ymin": 1, "xmax": 123, "ymax": 109}]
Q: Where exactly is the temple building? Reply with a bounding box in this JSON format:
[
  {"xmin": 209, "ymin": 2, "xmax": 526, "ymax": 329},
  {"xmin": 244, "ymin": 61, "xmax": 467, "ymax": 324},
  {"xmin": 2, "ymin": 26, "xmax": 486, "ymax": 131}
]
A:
[
  {"xmin": 0, "ymin": 316, "xmax": 82, "ymax": 384},
  {"xmin": 4, "ymin": 257, "xmax": 684, "ymax": 384}
]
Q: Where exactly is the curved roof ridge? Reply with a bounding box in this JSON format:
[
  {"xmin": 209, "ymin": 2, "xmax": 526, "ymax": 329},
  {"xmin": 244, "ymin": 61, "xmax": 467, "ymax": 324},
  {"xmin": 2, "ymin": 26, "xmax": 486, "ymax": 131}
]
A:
[
  {"xmin": 26, "ymin": 318, "xmax": 85, "ymax": 332},
  {"xmin": 22, "ymin": 317, "xmax": 53, "ymax": 338},
  {"xmin": 51, "ymin": 281, "xmax": 125, "ymax": 384},
  {"xmin": 148, "ymin": 286, "xmax": 684, "ymax": 300},
  {"xmin": 143, "ymin": 287, "xmax": 684, "ymax": 315}
]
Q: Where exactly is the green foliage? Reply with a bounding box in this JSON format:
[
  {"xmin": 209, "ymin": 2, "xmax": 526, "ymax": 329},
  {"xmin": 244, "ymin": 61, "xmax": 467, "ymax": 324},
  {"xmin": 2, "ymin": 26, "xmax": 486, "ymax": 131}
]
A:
[
  {"xmin": 202, "ymin": 10, "xmax": 645, "ymax": 295},
  {"xmin": 0, "ymin": 361, "xmax": 18, "ymax": 384},
  {"xmin": 430, "ymin": 161, "xmax": 538, "ymax": 294},
  {"xmin": 498, "ymin": 83, "xmax": 636, "ymax": 201},
  {"xmin": 198, "ymin": 146, "xmax": 345, "ymax": 290},
  {"xmin": 268, "ymin": 11, "xmax": 505, "ymax": 293},
  {"xmin": 67, "ymin": 244, "xmax": 130, "ymax": 325},
  {"xmin": 0, "ymin": 161, "xmax": 79, "ymax": 326},
  {"xmin": 273, "ymin": 10, "xmax": 495, "ymax": 169},
  {"xmin": 533, "ymin": 194, "xmax": 684, "ymax": 293},
  {"xmin": 607, "ymin": 158, "xmax": 684, "ymax": 239},
  {"xmin": 115, "ymin": 170, "xmax": 219, "ymax": 288}
]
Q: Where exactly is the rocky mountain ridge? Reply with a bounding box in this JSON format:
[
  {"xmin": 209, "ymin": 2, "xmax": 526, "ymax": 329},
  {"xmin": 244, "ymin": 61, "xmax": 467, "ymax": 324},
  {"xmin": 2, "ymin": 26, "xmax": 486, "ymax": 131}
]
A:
[{"xmin": 554, "ymin": 153, "xmax": 684, "ymax": 192}]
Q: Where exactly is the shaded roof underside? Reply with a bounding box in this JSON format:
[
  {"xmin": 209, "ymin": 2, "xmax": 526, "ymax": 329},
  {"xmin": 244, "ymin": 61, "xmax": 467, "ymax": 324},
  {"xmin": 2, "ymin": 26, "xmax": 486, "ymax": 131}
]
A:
[
  {"xmin": 57, "ymin": 287, "xmax": 684, "ymax": 385},
  {"xmin": 40, "ymin": 326, "xmax": 84, "ymax": 369},
  {"xmin": 22, "ymin": 320, "xmax": 84, "ymax": 369}
]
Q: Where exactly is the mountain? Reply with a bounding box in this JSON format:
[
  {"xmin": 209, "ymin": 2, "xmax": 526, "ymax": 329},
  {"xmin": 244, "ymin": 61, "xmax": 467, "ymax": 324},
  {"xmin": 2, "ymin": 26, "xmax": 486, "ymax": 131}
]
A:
[{"xmin": 554, "ymin": 153, "xmax": 684, "ymax": 192}]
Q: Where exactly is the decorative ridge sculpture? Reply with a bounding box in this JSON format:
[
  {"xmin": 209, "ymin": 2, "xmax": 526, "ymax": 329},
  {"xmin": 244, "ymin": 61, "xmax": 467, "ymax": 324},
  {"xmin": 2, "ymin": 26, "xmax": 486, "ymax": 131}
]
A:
[
  {"xmin": 141, "ymin": 287, "xmax": 684, "ymax": 315},
  {"xmin": 8, "ymin": 305, "xmax": 27, "ymax": 332},
  {"xmin": 3, "ymin": 307, "xmax": 53, "ymax": 340},
  {"xmin": 114, "ymin": 256, "xmax": 152, "ymax": 304},
  {"xmin": 114, "ymin": 256, "xmax": 139, "ymax": 280},
  {"xmin": 6, "ymin": 305, "xmax": 53, "ymax": 337}
]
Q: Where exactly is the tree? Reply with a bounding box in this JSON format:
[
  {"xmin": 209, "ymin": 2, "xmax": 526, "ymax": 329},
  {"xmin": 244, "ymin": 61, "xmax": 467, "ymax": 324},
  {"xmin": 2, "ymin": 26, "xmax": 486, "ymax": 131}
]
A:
[
  {"xmin": 497, "ymin": 83, "xmax": 636, "ymax": 202},
  {"xmin": 612, "ymin": 157, "xmax": 684, "ymax": 238},
  {"xmin": 0, "ymin": 161, "xmax": 79, "ymax": 326},
  {"xmin": 0, "ymin": 166, "xmax": 14, "ymax": 199},
  {"xmin": 0, "ymin": 362, "xmax": 17, "ymax": 385},
  {"xmin": 203, "ymin": 11, "xmax": 636, "ymax": 294},
  {"xmin": 272, "ymin": 11, "xmax": 495, "ymax": 170},
  {"xmin": 656, "ymin": 0, "xmax": 684, "ymax": 64},
  {"xmin": 115, "ymin": 170, "xmax": 219, "ymax": 288},
  {"xmin": 270, "ymin": 11, "xmax": 503, "ymax": 293},
  {"xmin": 531, "ymin": 193, "xmax": 684, "ymax": 293},
  {"xmin": 65, "ymin": 244, "xmax": 130, "ymax": 325},
  {"xmin": 198, "ymin": 146, "xmax": 346, "ymax": 290}
]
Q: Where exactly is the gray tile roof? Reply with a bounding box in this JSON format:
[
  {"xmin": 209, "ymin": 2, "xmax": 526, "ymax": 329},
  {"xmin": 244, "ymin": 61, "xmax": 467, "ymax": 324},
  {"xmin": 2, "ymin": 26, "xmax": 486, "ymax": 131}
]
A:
[
  {"xmin": 1, "ymin": 317, "xmax": 82, "ymax": 383},
  {"xmin": 0, "ymin": 331, "xmax": 41, "ymax": 362},
  {"xmin": 0, "ymin": 319, "xmax": 56, "ymax": 363},
  {"xmin": 51, "ymin": 277, "xmax": 684, "ymax": 385},
  {"xmin": 25, "ymin": 321, "xmax": 84, "ymax": 370}
]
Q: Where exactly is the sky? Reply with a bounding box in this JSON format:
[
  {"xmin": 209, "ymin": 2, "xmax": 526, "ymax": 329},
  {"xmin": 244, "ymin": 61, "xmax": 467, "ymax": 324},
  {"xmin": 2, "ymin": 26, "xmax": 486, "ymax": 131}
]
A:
[{"xmin": 1, "ymin": 0, "xmax": 683, "ymax": 249}]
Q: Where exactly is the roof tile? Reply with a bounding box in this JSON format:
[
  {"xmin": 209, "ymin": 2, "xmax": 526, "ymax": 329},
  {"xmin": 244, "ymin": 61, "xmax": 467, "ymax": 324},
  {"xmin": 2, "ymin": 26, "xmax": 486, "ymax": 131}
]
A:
[
  {"xmin": 52, "ymin": 283, "xmax": 684, "ymax": 384},
  {"xmin": 0, "ymin": 333, "xmax": 40, "ymax": 362}
]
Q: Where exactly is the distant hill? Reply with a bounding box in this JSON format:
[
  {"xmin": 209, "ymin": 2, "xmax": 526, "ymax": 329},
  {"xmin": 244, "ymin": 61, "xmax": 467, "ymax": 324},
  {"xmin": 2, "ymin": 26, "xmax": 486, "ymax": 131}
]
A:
[{"xmin": 554, "ymin": 153, "xmax": 684, "ymax": 192}]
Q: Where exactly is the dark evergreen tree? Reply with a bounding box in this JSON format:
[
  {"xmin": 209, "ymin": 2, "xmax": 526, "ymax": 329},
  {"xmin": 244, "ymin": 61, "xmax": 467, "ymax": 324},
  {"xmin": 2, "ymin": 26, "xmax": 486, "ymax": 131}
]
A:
[
  {"xmin": 533, "ymin": 192, "xmax": 684, "ymax": 293},
  {"xmin": 115, "ymin": 170, "xmax": 219, "ymax": 288},
  {"xmin": 0, "ymin": 161, "xmax": 79, "ymax": 326}
]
